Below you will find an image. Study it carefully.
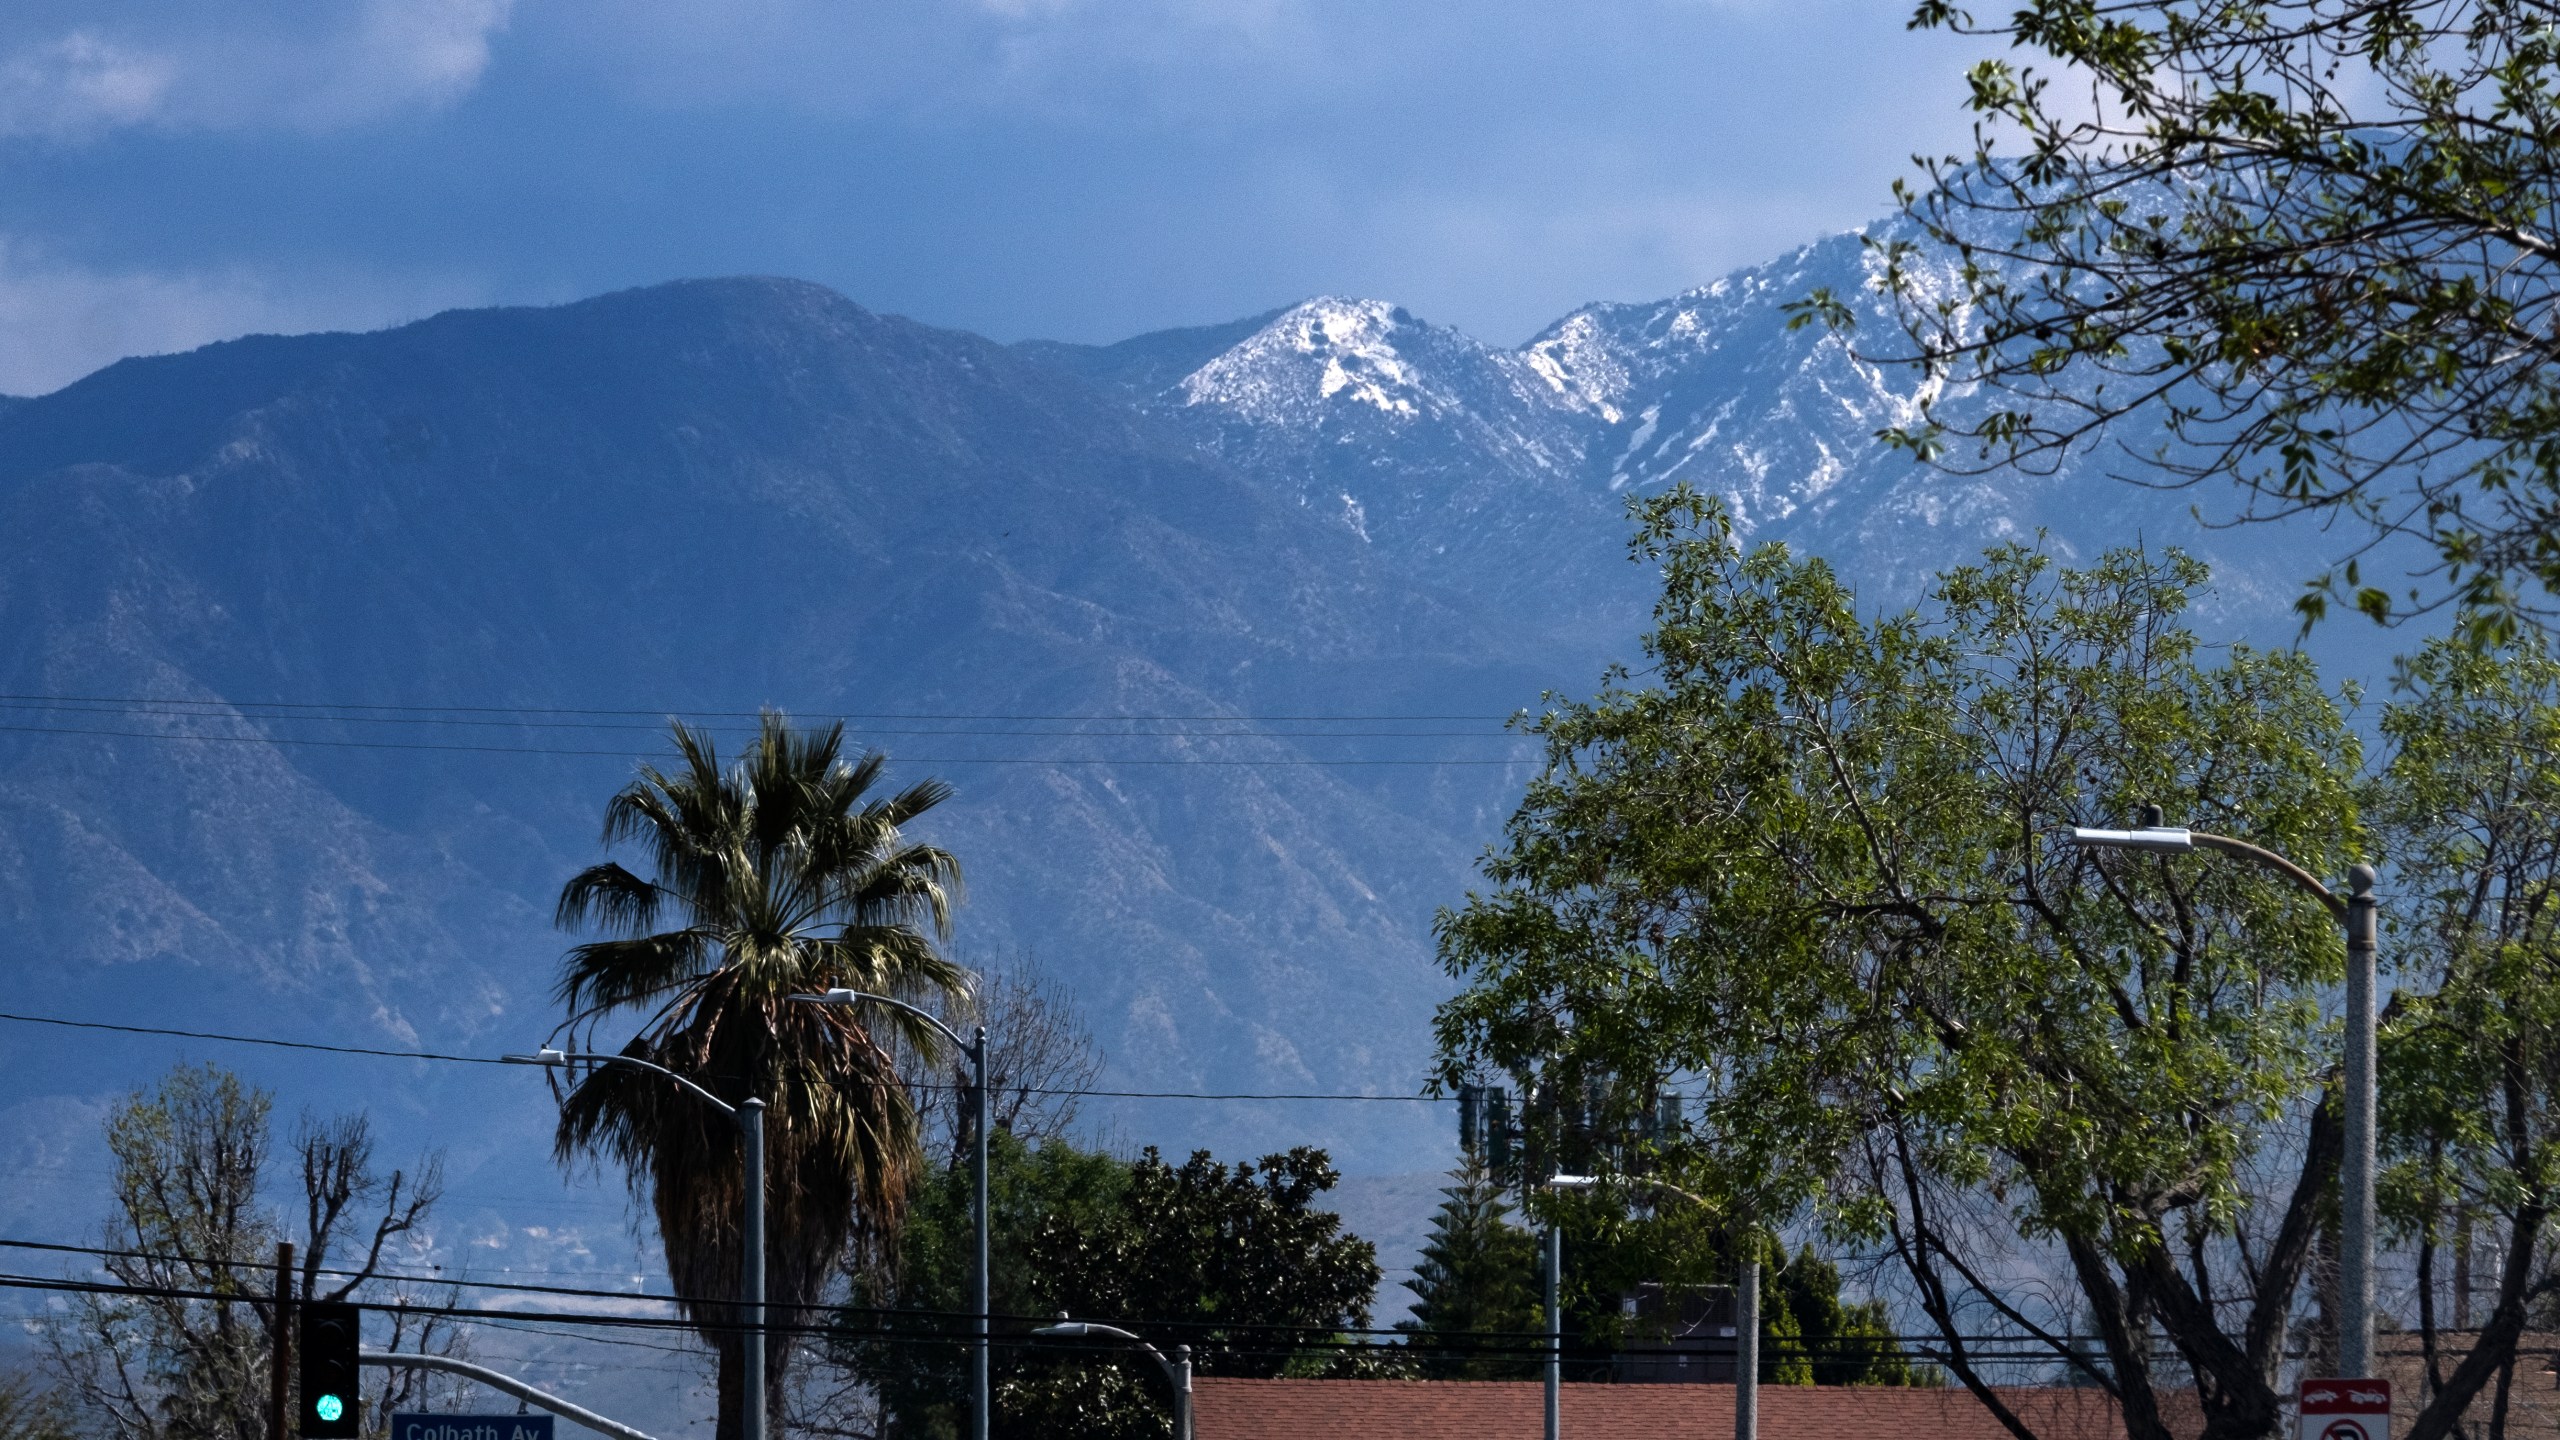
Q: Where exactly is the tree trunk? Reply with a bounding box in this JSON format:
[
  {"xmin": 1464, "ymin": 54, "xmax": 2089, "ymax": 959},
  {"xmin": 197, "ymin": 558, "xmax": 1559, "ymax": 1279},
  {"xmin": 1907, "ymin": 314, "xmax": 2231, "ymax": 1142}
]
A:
[{"xmin": 709, "ymin": 1331, "xmax": 793, "ymax": 1440}]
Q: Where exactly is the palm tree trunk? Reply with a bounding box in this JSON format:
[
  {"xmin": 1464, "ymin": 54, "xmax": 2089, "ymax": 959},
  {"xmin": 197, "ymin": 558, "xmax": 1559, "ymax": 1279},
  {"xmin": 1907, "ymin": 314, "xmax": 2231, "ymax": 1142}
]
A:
[{"xmin": 709, "ymin": 1329, "xmax": 794, "ymax": 1440}]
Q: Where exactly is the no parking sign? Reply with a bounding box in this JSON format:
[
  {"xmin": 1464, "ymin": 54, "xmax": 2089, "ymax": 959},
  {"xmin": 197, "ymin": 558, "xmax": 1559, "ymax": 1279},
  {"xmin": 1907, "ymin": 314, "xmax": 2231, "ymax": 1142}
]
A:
[{"xmin": 2302, "ymin": 1378, "xmax": 2391, "ymax": 1440}]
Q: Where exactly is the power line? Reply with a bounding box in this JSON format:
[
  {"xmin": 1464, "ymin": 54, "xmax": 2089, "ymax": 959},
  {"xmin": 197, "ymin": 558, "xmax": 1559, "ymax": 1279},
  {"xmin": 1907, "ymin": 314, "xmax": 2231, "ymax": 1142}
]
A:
[
  {"xmin": 0, "ymin": 1011, "xmax": 514, "ymax": 1065},
  {"xmin": 0, "ymin": 720, "xmax": 1531, "ymax": 766},
  {"xmin": 0, "ymin": 1010, "xmax": 1451, "ymax": 1103},
  {"xmin": 0, "ymin": 1265, "xmax": 2100, "ymax": 1359},
  {"xmin": 0, "ymin": 692, "xmax": 1520, "ymax": 724},
  {"xmin": 0, "ymin": 699, "xmax": 1517, "ymax": 740}
]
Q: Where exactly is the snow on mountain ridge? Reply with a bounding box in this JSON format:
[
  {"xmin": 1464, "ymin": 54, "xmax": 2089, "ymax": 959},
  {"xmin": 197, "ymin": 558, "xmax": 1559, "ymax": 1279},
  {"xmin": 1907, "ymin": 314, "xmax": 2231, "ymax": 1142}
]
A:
[{"xmin": 1176, "ymin": 295, "xmax": 1587, "ymax": 432}]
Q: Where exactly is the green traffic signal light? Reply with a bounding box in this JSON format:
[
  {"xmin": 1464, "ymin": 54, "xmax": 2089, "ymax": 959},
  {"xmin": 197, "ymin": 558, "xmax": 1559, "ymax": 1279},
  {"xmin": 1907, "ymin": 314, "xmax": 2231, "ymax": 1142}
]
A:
[{"xmin": 299, "ymin": 1301, "xmax": 361, "ymax": 1438}]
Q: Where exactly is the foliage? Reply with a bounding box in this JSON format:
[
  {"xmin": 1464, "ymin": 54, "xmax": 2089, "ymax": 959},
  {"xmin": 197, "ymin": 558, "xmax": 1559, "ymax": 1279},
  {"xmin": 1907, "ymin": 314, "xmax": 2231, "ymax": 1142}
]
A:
[
  {"xmin": 0, "ymin": 1371, "xmax": 72, "ymax": 1440},
  {"xmin": 843, "ymin": 1136, "xmax": 1379, "ymax": 1440},
  {"xmin": 2368, "ymin": 632, "xmax": 2560, "ymax": 1436},
  {"xmin": 1771, "ymin": 1253, "xmax": 1934, "ymax": 1387},
  {"xmin": 1394, "ymin": 1152, "xmax": 1540, "ymax": 1378},
  {"xmin": 550, "ymin": 715, "xmax": 965, "ymax": 1440},
  {"xmin": 41, "ymin": 1064, "xmax": 458, "ymax": 1440},
  {"xmin": 1434, "ymin": 490, "xmax": 2362, "ymax": 1440},
  {"xmin": 1811, "ymin": 0, "xmax": 2560, "ymax": 637},
  {"xmin": 1027, "ymin": 1146, "xmax": 1382, "ymax": 1379},
  {"xmin": 839, "ymin": 1129, "xmax": 1128, "ymax": 1440}
]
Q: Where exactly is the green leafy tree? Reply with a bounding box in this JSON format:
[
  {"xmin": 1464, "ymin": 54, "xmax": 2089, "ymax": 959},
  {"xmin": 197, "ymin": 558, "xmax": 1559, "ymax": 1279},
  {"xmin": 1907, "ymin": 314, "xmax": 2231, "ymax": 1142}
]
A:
[
  {"xmin": 1395, "ymin": 1153, "xmax": 1539, "ymax": 1378},
  {"xmin": 842, "ymin": 1139, "xmax": 1379, "ymax": 1440},
  {"xmin": 551, "ymin": 716, "xmax": 965, "ymax": 1440},
  {"xmin": 1435, "ymin": 490, "xmax": 2363, "ymax": 1440},
  {"xmin": 1814, "ymin": 0, "xmax": 2560, "ymax": 636},
  {"xmin": 2367, "ymin": 632, "xmax": 2560, "ymax": 1438},
  {"xmin": 1029, "ymin": 1147, "xmax": 1381, "ymax": 1379},
  {"xmin": 1771, "ymin": 1254, "xmax": 1933, "ymax": 1387},
  {"xmin": 838, "ymin": 1129, "xmax": 1131, "ymax": 1440}
]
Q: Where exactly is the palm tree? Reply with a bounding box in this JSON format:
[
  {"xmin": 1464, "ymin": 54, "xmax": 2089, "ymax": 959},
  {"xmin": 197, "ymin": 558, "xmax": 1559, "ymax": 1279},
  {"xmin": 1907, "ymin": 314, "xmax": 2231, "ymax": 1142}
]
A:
[{"xmin": 550, "ymin": 715, "xmax": 965, "ymax": 1440}]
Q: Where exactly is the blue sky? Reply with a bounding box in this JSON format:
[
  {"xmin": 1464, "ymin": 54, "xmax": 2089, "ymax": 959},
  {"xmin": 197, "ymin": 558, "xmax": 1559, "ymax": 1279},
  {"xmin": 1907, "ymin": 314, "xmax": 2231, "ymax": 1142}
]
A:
[{"xmin": 0, "ymin": 0, "xmax": 1982, "ymax": 394}]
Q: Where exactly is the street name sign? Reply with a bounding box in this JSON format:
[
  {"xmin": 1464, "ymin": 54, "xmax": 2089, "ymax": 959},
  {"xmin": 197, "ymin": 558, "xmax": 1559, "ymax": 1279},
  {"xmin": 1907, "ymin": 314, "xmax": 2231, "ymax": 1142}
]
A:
[
  {"xmin": 2301, "ymin": 1378, "xmax": 2391, "ymax": 1440},
  {"xmin": 390, "ymin": 1415, "xmax": 556, "ymax": 1440}
]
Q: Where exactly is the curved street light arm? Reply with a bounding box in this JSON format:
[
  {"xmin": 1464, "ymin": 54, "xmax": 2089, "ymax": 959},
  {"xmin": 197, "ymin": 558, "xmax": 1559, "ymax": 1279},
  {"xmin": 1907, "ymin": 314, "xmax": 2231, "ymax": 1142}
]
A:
[
  {"xmin": 588, "ymin": 1053, "xmax": 738, "ymax": 1116},
  {"xmin": 1034, "ymin": 1321, "xmax": 1187, "ymax": 1440},
  {"xmin": 361, "ymin": 1352, "xmax": 657, "ymax": 1440},
  {"xmin": 790, "ymin": 989, "xmax": 975, "ymax": 1056},
  {"xmin": 501, "ymin": 1049, "xmax": 737, "ymax": 1116},
  {"xmin": 2187, "ymin": 832, "xmax": 2346, "ymax": 917}
]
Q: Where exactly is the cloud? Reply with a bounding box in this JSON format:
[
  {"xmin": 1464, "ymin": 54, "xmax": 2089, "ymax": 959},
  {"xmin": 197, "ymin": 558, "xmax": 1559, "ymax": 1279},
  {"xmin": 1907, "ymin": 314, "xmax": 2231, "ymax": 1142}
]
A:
[
  {"xmin": 0, "ymin": 238, "xmax": 489, "ymax": 396},
  {"xmin": 0, "ymin": 0, "xmax": 513, "ymax": 139}
]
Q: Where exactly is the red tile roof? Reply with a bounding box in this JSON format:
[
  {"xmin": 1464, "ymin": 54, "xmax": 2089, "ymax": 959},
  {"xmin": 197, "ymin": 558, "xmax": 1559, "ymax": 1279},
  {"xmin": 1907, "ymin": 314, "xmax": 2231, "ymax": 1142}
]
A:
[{"xmin": 1194, "ymin": 1379, "xmax": 2150, "ymax": 1440}]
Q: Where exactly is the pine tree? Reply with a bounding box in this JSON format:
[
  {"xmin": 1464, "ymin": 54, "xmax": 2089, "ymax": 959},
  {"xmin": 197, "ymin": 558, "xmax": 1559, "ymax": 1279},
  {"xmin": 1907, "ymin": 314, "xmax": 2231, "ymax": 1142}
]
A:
[{"xmin": 1396, "ymin": 1152, "xmax": 1539, "ymax": 1379}]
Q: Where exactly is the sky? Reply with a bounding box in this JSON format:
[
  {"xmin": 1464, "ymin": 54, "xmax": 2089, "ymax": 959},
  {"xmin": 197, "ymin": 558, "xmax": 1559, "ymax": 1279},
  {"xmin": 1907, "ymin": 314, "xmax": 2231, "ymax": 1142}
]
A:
[{"xmin": 0, "ymin": 0, "xmax": 1986, "ymax": 396}]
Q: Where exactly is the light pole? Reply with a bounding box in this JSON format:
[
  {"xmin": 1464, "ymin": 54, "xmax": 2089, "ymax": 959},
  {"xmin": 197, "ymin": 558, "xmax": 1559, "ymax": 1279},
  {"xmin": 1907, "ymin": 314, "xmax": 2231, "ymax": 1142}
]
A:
[
  {"xmin": 1732, "ymin": 1219, "xmax": 1757, "ymax": 1440},
  {"xmin": 506, "ymin": 1049, "xmax": 768, "ymax": 1440},
  {"xmin": 2068, "ymin": 809, "xmax": 2381, "ymax": 1378},
  {"xmin": 1033, "ymin": 1319, "xmax": 1191, "ymax": 1440},
  {"xmin": 1553, "ymin": 1172, "xmax": 1757, "ymax": 1440},
  {"xmin": 1543, "ymin": 1174, "xmax": 1596, "ymax": 1440},
  {"xmin": 793, "ymin": 989, "xmax": 990, "ymax": 1440}
]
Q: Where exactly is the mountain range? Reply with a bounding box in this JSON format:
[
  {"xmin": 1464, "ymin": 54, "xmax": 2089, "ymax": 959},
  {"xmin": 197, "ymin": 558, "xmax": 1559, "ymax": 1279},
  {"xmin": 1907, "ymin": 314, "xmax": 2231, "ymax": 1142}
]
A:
[{"xmin": 0, "ymin": 216, "xmax": 2361, "ymax": 1402}]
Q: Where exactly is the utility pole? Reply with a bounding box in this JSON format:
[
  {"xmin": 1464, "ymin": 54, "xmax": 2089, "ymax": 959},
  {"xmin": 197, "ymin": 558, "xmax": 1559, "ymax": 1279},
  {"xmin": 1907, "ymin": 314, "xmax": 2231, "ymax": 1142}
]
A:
[
  {"xmin": 270, "ymin": 1242, "xmax": 294, "ymax": 1440},
  {"xmin": 971, "ymin": 1024, "xmax": 990, "ymax": 1440},
  {"xmin": 740, "ymin": 1098, "xmax": 766, "ymax": 1440},
  {"xmin": 1544, "ymin": 1220, "xmax": 1562, "ymax": 1440},
  {"xmin": 2341, "ymin": 863, "xmax": 2378, "ymax": 1379},
  {"xmin": 791, "ymin": 990, "xmax": 991, "ymax": 1440},
  {"xmin": 503, "ymin": 1051, "xmax": 769, "ymax": 1440},
  {"xmin": 1734, "ymin": 1228, "xmax": 1758, "ymax": 1440}
]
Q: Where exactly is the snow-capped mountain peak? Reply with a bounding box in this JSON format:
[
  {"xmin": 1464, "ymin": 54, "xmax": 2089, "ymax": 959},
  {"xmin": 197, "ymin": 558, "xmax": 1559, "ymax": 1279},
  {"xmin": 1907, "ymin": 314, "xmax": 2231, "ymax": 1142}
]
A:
[{"xmin": 1179, "ymin": 296, "xmax": 1466, "ymax": 425}]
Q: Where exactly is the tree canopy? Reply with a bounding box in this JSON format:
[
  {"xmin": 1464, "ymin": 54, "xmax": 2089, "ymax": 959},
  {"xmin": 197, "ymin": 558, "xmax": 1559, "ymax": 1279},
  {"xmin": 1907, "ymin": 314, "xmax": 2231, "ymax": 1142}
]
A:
[
  {"xmin": 1804, "ymin": 0, "xmax": 2560, "ymax": 637},
  {"xmin": 842, "ymin": 1136, "xmax": 1379, "ymax": 1440},
  {"xmin": 1435, "ymin": 490, "xmax": 2360, "ymax": 1440},
  {"xmin": 1436, "ymin": 488, "xmax": 2560, "ymax": 1438}
]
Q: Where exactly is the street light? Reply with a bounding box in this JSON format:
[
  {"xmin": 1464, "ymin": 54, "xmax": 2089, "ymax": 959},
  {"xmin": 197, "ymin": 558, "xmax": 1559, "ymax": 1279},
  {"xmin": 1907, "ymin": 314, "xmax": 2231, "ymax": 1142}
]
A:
[
  {"xmin": 504, "ymin": 1048, "xmax": 769, "ymax": 1440},
  {"xmin": 1544, "ymin": 1174, "xmax": 1597, "ymax": 1440},
  {"xmin": 792, "ymin": 989, "xmax": 990, "ymax": 1440},
  {"xmin": 2067, "ymin": 809, "xmax": 2381, "ymax": 1379},
  {"xmin": 1033, "ymin": 1319, "xmax": 1192, "ymax": 1440}
]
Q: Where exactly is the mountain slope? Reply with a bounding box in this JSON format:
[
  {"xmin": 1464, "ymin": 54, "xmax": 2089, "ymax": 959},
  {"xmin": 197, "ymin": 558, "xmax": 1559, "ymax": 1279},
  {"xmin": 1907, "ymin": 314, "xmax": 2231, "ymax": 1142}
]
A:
[{"xmin": 0, "ymin": 278, "xmax": 1566, "ymax": 1184}]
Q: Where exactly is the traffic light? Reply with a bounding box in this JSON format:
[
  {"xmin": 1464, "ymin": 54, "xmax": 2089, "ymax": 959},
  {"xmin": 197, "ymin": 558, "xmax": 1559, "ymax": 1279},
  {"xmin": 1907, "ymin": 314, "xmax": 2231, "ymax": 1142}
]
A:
[
  {"xmin": 1486, "ymin": 1086, "xmax": 1518, "ymax": 1185},
  {"xmin": 299, "ymin": 1301, "xmax": 361, "ymax": 1439}
]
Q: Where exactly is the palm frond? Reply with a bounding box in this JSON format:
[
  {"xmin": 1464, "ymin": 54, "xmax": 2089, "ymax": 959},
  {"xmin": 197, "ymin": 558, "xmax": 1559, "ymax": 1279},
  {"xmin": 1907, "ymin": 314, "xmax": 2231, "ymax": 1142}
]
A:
[
  {"xmin": 554, "ymin": 862, "xmax": 663, "ymax": 933},
  {"xmin": 554, "ymin": 931, "xmax": 717, "ymax": 1014}
]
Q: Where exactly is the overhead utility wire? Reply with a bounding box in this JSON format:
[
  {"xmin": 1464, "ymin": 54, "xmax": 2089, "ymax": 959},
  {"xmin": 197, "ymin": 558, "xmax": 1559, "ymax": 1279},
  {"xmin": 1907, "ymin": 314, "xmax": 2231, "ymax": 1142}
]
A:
[
  {"xmin": 0, "ymin": 692, "xmax": 1517, "ymax": 723},
  {"xmin": 0, "ymin": 1268, "xmax": 2127, "ymax": 1361},
  {"xmin": 0, "ymin": 1011, "xmax": 1449, "ymax": 1103},
  {"xmin": 0, "ymin": 701, "xmax": 1519, "ymax": 740},
  {"xmin": 0, "ymin": 720, "xmax": 1529, "ymax": 767},
  {"xmin": 0, "ymin": 1234, "xmax": 2243, "ymax": 1355}
]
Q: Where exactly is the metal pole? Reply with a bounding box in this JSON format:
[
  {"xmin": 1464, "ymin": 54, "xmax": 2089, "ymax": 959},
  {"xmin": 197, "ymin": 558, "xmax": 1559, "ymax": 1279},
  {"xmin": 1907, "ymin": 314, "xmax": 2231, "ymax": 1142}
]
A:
[
  {"xmin": 971, "ymin": 1026, "xmax": 991, "ymax": 1440},
  {"xmin": 740, "ymin": 1099, "xmax": 767, "ymax": 1440},
  {"xmin": 1172, "ymin": 1343, "xmax": 1193, "ymax": 1440},
  {"xmin": 1734, "ymin": 1236, "xmax": 1758, "ymax": 1440},
  {"xmin": 2342, "ymin": 863, "xmax": 2379, "ymax": 1378},
  {"xmin": 1545, "ymin": 1219, "xmax": 1562, "ymax": 1440},
  {"xmin": 271, "ymin": 1241, "xmax": 294, "ymax": 1440}
]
